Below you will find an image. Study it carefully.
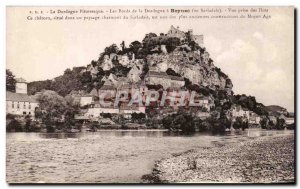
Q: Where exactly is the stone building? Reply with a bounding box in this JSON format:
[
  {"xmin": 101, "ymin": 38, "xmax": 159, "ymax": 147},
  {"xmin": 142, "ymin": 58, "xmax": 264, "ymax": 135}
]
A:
[
  {"xmin": 86, "ymin": 103, "xmax": 120, "ymax": 118},
  {"xmin": 167, "ymin": 25, "xmax": 186, "ymax": 39},
  {"xmin": 101, "ymin": 54, "xmax": 113, "ymax": 71},
  {"xmin": 6, "ymin": 78, "xmax": 39, "ymax": 117},
  {"xmin": 249, "ymin": 112, "xmax": 261, "ymax": 124},
  {"xmin": 167, "ymin": 25, "xmax": 204, "ymax": 46},
  {"xmin": 79, "ymin": 94, "xmax": 93, "ymax": 107},
  {"xmin": 230, "ymin": 104, "xmax": 250, "ymax": 121},
  {"xmin": 188, "ymin": 29, "xmax": 204, "ymax": 46},
  {"xmin": 144, "ymin": 71, "xmax": 185, "ymax": 89},
  {"xmin": 127, "ymin": 64, "xmax": 143, "ymax": 82}
]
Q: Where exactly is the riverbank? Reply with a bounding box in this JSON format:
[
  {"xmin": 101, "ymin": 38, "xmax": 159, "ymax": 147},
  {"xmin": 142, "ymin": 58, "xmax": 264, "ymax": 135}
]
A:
[{"xmin": 143, "ymin": 134, "xmax": 295, "ymax": 183}]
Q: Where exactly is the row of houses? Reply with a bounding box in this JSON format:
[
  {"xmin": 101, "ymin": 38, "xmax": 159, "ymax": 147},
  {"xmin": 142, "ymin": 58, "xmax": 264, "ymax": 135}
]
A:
[
  {"xmin": 230, "ymin": 104, "xmax": 261, "ymax": 124},
  {"xmin": 74, "ymin": 71, "xmax": 215, "ymax": 120},
  {"xmin": 230, "ymin": 104, "xmax": 295, "ymax": 125}
]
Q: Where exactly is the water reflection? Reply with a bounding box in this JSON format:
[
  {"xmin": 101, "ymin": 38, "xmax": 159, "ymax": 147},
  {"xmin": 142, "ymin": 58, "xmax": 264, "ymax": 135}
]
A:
[{"xmin": 6, "ymin": 129, "xmax": 294, "ymax": 141}]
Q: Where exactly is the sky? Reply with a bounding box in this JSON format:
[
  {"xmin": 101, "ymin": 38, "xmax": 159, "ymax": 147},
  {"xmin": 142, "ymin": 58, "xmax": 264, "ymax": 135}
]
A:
[{"xmin": 6, "ymin": 6, "xmax": 294, "ymax": 111}]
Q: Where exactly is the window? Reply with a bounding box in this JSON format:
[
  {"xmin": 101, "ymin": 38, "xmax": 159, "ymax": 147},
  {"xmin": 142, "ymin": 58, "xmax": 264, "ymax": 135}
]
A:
[
  {"xmin": 17, "ymin": 102, "xmax": 19, "ymax": 109},
  {"xmin": 23, "ymin": 103, "xmax": 26, "ymax": 109},
  {"xmin": 12, "ymin": 102, "xmax": 14, "ymax": 108},
  {"xmin": 29, "ymin": 103, "xmax": 31, "ymax": 109}
]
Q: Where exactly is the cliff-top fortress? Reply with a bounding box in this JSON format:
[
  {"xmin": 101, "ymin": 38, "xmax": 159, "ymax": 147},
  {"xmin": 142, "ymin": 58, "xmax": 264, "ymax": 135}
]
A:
[{"xmin": 167, "ymin": 25, "xmax": 204, "ymax": 46}]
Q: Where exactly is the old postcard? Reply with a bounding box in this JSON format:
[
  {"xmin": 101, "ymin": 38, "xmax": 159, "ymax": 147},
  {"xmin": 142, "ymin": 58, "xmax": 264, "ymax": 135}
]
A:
[{"xmin": 6, "ymin": 6, "xmax": 295, "ymax": 184}]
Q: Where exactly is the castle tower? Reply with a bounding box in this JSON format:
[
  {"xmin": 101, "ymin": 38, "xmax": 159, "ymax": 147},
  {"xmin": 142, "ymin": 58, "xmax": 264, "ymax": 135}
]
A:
[{"xmin": 15, "ymin": 78, "xmax": 27, "ymax": 94}]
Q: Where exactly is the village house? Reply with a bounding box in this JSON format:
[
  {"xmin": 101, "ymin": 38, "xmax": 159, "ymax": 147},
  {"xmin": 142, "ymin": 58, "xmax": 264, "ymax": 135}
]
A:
[
  {"xmin": 130, "ymin": 82, "xmax": 148, "ymax": 103},
  {"xmin": 79, "ymin": 94, "xmax": 93, "ymax": 107},
  {"xmin": 230, "ymin": 104, "xmax": 250, "ymax": 121},
  {"xmin": 145, "ymin": 70, "xmax": 185, "ymax": 89},
  {"xmin": 127, "ymin": 64, "xmax": 143, "ymax": 82},
  {"xmin": 164, "ymin": 87, "xmax": 184, "ymax": 107},
  {"xmin": 284, "ymin": 117, "xmax": 294, "ymax": 125},
  {"xmin": 98, "ymin": 81, "xmax": 117, "ymax": 100},
  {"xmin": 119, "ymin": 103, "xmax": 146, "ymax": 119},
  {"xmin": 101, "ymin": 54, "xmax": 113, "ymax": 71},
  {"xmin": 6, "ymin": 78, "xmax": 39, "ymax": 117},
  {"xmin": 86, "ymin": 103, "xmax": 120, "ymax": 118},
  {"xmin": 86, "ymin": 65, "xmax": 99, "ymax": 79},
  {"xmin": 249, "ymin": 112, "xmax": 261, "ymax": 124},
  {"xmin": 191, "ymin": 94, "xmax": 214, "ymax": 112},
  {"xmin": 195, "ymin": 111, "xmax": 210, "ymax": 120},
  {"xmin": 279, "ymin": 114, "xmax": 294, "ymax": 125}
]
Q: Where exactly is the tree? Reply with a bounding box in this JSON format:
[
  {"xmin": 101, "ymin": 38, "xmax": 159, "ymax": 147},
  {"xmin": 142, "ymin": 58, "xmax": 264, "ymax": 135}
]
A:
[
  {"xmin": 24, "ymin": 115, "xmax": 32, "ymax": 132},
  {"xmin": 64, "ymin": 94, "xmax": 80, "ymax": 130},
  {"xmin": 143, "ymin": 33, "xmax": 157, "ymax": 40},
  {"xmin": 275, "ymin": 118, "xmax": 285, "ymax": 130},
  {"xmin": 129, "ymin": 41, "xmax": 142, "ymax": 54},
  {"xmin": 36, "ymin": 90, "xmax": 68, "ymax": 132},
  {"xmin": 220, "ymin": 116, "xmax": 231, "ymax": 129},
  {"xmin": 131, "ymin": 113, "xmax": 146, "ymax": 123},
  {"xmin": 110, "ymin": 63, "xmax": 131, "ymax": 77},
  {"xmin": 7, "ymin": 119, "xmax": 23, "ymax": 132},
  {"xmin": 162, "ymin": 113, "xmax": 195, "ymax": 133},
  {"xmin": 100, "ymin": 113, "xmax": 112, "ymax": 119},
  {"xmin": 6, "ymin": 69, "xmax": 16, "ymax": 92},
  {"xmin": 233, "ymin": 117, "xmax": 244, "ymax": 130},
  {"xmin": 260, "ymin": 117, "xmax": 268, "ymax": 129},
  {"xmin": 166, "ymin": 68, "xmax": 181, "ymax": 77},
  {"xmin": 162, "ymin": 115, "xmax": 174, "ymax": 130},
  {"xmin": 104, "ymin": 44, "xmax": 119, "ymax": 54},
  {"xmin": 165, "ymin": 37, "xmax": 180, "ymax": 53}
]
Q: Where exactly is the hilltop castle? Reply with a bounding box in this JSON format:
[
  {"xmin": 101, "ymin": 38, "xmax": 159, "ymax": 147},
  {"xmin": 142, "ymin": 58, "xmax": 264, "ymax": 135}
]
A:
[{"xmin": 167, "ymin": 25, "xmax": 204, "ymax": 46}]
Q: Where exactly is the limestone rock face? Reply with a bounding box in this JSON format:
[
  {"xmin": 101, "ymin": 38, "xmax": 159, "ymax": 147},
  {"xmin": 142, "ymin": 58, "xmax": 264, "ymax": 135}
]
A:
[{"xmin": 146, "ymin": 50, "xmax": 232, "ymax": 92}]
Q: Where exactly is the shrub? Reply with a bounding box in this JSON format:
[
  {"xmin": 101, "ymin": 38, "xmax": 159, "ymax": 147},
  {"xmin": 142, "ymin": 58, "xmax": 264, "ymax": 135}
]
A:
[
  {"xmin": 7, "ymin": 119, "xmax": 23, "ymax": 132},
  {"xmin": 233, "ymin": 117, "xmax": 246, "ymax": 130},
  {"xmin": 286, "ymin": 123, "xmax": 294, "ymax": 130},
  {"xmin": 162, "ymin": 113, "xmax": 195, "ymax": 133}
]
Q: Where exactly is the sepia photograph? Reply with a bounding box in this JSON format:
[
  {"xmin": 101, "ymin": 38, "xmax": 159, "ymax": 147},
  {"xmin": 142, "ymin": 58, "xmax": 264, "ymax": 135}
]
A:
[{"xmin": 5, "ymin": 6, "xmax": 295, "ymax": 184}]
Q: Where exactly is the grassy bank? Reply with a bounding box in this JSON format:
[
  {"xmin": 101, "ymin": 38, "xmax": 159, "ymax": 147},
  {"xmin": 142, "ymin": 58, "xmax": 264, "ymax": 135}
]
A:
[{"xmin": 143, "ymin": 134, "xmax": 295, "ymax": 183}]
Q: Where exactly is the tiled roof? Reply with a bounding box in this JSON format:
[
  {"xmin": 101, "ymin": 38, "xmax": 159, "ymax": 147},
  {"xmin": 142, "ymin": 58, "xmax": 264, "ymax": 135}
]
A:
[
  {"xmin": 15, "ymin": 78, "xmax": 27, "ymax": 83},
  {"xmin": 146, "ymin": 71, "xmax": 184, "ymax": 81},
  {"xmin": 148, "ymin": 71, "xmax": 169, "ymax": 77},
  {"xmin": 6, "ymin": 91, "xmax": 38, "ymax": 103},
  {"xmin": 99, "ymin": 85, "xmax": 115, "ymax": 91},
  {"xmin": 89, "ymin": 88, "xmax": 98, "ymax": 96},
  {"xmin": 169, "ymin": 75, "xmax": 184, "ymax": 81}
]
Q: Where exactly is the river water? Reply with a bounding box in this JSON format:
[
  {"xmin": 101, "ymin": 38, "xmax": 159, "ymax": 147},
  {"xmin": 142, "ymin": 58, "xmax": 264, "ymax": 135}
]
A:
[{"xmin": 6, "ymin": 129, "xmax": 294, "ymax": 183}]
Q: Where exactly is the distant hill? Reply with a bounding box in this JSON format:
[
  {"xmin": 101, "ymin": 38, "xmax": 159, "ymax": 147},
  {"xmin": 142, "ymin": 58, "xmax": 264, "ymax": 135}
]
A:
[
  {"xmin": 265, "ymin": 105, "xmax": 287, "ymax": 112},
  {"xmin": 265, "ymin": 105, "xmax": 288, "ymax": 116}
]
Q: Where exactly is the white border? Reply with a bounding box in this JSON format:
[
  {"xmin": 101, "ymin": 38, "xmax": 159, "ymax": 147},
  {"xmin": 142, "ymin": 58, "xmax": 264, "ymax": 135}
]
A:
[{"xmin": 0, "ymin": 0, "xmax": 298, "ymax": 189}]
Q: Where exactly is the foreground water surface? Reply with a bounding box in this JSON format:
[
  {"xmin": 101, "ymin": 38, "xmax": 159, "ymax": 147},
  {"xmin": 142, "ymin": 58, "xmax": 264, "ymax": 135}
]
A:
[{"xmin": 6, "ymin": 129, "xmax": 294, "ymax": 183}]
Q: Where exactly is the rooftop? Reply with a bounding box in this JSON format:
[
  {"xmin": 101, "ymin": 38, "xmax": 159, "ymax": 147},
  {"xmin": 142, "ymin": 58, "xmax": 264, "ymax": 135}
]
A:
[
  {"xmin": 15, "ymin": 78, "xmax": 27, "ymax": 83},
  {"xmin": 99, "ymin": 85, "xmax": 116, "ymax": 91},
  {"xmin": 6, "ymin": 91, "xmax": 38, "ymax": 103}
]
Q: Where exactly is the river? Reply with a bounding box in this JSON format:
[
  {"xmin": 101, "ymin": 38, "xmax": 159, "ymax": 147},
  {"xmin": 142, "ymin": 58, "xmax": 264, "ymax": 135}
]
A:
[{"xmin": 6, "ymin": 129, "xmax": 294, "ymax": 183}]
